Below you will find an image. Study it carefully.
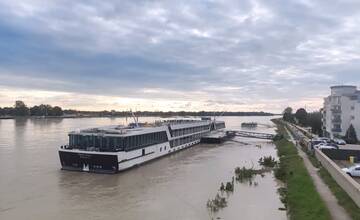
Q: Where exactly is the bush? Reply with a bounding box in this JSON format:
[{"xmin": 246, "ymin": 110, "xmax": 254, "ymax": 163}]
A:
[
  {"xmin": 225, "ymin": 181, "xmax": 234, "ymax": 192},
  {"xmin": 207, "ymin": 194, "xmax": 227, "ymax": 212},
  {"xmin": 258, "ymin": 156, "xmax": 277, "ymax": 168}
]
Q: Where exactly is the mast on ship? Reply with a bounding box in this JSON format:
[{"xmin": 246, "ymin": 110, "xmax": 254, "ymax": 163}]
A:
[{"xmin": 130, "ymin": 109, "xmax": 139, "ymax": 127}]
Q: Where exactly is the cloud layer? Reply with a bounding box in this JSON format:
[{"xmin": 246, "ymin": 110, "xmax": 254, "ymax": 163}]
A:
[{"xmin": 0, "ymin": 0, "xmax": 360, "ymax": 112}]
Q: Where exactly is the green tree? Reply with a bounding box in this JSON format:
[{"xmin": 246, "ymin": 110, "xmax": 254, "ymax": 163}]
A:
[
  {"xmin": 344, "ymin": 124, "xmax": 358, "ymax": 144},
  {"xmin": 51, "ymin": 106, "xmax": 63, "ymax": 116},
  {"xmin": 282, "ymin": 107, "xmax": 294, "ymax": 122},
  {"xmin": 306, "ymin": 111, "xmax": 322, "ymax": 135},
  {"xmin": 30, "ymin": 105, "xmax": 42, "ymax": 116},
  {"xmin": 13, "ymin": 100, "xmax": 29, "ymax": 116},
  {"xmin": 295, "ymin": 108, "xmax": 308, "ymax": 126}
]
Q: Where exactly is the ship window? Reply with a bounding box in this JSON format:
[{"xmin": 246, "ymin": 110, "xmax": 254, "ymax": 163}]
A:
[
  {"xmin": 130, "ymin": 136, "xmax": 135, "ymax": 148},
  {"xmin": 87, "ymin": 136, "xmax": 92, "ymax": 147},
  {"xmin": 94, "ymin": 136, "xmax": 101, "ymax": 148},
  {"xmin": 139, "ymin": 135, "xmax": 143, "ymax": 146},
  {"xmin": 144, "ymin": 134, "xmax": 149, "ymax": 145},
  {"xmin": 100, "ymin": 137, "xmax": 108, "ymax": 150},
  {"xmin": 136, "ymin": 136, "xmax": 140, "ymax": 147},
  {"xmin": 142, "ymin": 135, "xmax": 146, "ymax": 146},
  {"xmin": 151, "ymin": 133, "xmax": 155, "ymax": 143},
  {"xmin": 108, "ymin": 137, "xmax": 115, "ymax": 149},
  {"xmin": 123, "ymin": 137, "xmax": 128, "ymax": 149},
  {"xmin": 69, "ymin": 135, "xmax": 73, "ymax": 146}
]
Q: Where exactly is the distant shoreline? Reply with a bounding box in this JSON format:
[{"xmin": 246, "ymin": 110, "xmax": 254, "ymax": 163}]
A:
[{"xmin": 0, "ymin": 114, "xmax": 280, "ymax": 120}]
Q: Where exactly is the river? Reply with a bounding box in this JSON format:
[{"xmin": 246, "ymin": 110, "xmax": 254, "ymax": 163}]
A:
[{"xmin": 0, "ymin": 116, "xmax": 286, "ymax": 220}]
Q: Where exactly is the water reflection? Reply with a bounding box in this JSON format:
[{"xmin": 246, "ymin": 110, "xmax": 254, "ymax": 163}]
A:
[{"xmin": 29, "ymin": 118, "xmax": 64, "ymax": 126}]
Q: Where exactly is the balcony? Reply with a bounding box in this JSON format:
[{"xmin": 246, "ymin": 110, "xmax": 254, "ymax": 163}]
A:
[
  {"xmin": 330, "ymin": 108, "xmax": 342, "ymax": 114},
  {"xmin": 331, "ymin": 118, "xmax": 341, "ymax": 123},
  {"xmin": 331, "ymin": 128, "xmax": 342, "ymax": 132}
]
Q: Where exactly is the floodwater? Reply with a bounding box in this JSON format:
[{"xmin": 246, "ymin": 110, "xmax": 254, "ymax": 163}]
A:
[{"xmin": 0, "ymin": 116, "xmax": 287, "ymax": 220}]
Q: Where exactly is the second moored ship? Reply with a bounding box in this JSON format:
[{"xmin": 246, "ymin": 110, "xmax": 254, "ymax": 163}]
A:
[{"xmin": 59, "ymin": 117, "xmax": 225, "ymax": 173}]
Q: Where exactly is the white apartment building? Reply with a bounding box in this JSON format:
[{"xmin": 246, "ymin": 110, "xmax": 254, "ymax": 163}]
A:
[{"xmin": 322, "ymin": 85, "xmax": 360, "ymax": 138}]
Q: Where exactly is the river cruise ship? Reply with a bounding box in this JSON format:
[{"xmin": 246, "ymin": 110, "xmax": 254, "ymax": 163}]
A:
[{"xmin": 59, "ymin": 118, "xmax": 225, "ymax": 173}]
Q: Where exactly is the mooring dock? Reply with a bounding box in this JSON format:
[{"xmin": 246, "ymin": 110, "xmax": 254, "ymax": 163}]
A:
[
  {"xmin": 201, "ymin": 130, "xmax": 236, "ymax": 143},
  {"xmin": 201, "ymin": 130, "xmax": 274, "ymax": 143}
]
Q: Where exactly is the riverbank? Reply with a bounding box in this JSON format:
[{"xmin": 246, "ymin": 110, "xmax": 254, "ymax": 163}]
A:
[
  {"xmin": 285, "ymin": 121, "xmax": 360, "ymax": 219},
  {"xmin": 272, "ymin": 119, "xmax": 331, "ymax": 220}
]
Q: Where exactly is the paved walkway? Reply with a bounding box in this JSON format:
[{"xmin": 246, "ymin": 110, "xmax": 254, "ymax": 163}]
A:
[{"xmin": 285, "ymin": 127, "xmax": 351, "ymax": 220}]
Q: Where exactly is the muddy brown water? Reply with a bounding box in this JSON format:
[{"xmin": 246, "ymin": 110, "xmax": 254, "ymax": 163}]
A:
[{"xmin": 0, "ymin": 116, "xmax": 286, "ymax": 220}]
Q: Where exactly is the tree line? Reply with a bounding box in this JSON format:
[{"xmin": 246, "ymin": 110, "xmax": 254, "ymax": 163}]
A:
[
  {"xmin": 0, "ymin": 101, "xmax": 275, "ymax": 117},
  {"xmin": 0, "ymin": 101, "xmax": 63, "ymax": 116},
  {"xmin": 282, "ymin": 107, "xmax": 323, "ymax": 135}
]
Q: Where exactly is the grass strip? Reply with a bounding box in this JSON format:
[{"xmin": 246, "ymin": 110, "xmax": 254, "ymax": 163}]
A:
[{"xmin": 272, "ymin": 119, "xmax": 331, "ymax": 220}]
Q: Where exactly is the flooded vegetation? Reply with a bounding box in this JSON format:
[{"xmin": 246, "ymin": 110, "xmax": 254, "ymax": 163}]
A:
[
  {"xmin": 206, "ymin": 193, "xmax": 228, "ymax": 212},
  {"xmin": 207, "ymin": 154, "xmax": 282, "ymax": 216},
  {"xmin": 258, "ymin": 156, "xmax": 278, "ymax": 168}
]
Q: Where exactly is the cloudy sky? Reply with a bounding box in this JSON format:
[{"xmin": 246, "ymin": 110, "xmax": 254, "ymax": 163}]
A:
[{"xmin": 0, "ymin": 0, "xmax": 360, "ymax": 113}]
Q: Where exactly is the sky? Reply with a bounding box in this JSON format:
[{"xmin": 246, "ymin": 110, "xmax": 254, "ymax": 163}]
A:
[{"xmin": 0, "ymin": 0, "xmax": 360, "ymax": 113}]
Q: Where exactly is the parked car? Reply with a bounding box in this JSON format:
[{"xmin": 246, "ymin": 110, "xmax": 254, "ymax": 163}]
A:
[
  {"xmin": 342, "ymin": 164, "xmax": 360, "ymax": 177},
  {"xmin": 317, "ymin": 137, "xmax": 332, "ymax": 143},
  {"xmin": 313, "ymin": 142, "xmax": 326, "ymax": 148},
  {"xmin": 318, "ymin": 144, "xmax": 339, "ymax": 150},
  {"xmin": 333, "ymin": 138, "xmax": 346, "ymax": 145},
  {"xmin": 314, "ymin": 143, "xmax": 339, "ymax": 150},
  {"xmin": 310, "ymin": 139, "xmax": 327, "ymax": 149}
]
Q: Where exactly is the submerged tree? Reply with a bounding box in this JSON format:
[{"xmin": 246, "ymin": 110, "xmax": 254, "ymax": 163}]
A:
[{"xmin": 344, "ymin": 124, "xmax": 358, "ymax": 144}]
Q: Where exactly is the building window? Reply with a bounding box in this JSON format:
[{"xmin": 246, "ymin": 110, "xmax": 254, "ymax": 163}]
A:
[{"xmin": 351, "ymin": 106, "xmax": 355, "ymax": 110}]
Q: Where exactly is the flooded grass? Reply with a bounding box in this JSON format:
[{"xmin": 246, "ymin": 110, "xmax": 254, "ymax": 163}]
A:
[{"xmin": 272, "ymin": 119, "xmax": 331, "ymax": 220}]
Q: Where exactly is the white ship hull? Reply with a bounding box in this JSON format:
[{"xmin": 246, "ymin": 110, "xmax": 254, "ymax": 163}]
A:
[{"xmin": 59, "ymin": 139, "xmax": 201, "ymax": 173}]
